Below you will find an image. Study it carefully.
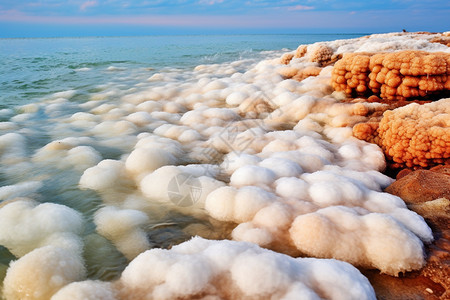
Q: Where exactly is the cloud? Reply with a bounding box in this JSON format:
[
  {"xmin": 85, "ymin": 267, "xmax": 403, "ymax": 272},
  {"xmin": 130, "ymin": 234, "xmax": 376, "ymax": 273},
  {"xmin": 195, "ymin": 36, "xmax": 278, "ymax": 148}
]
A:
[
  {"xmin": 80, "ymin": 0, "xmax": 98, "ymax": 11},
  {"xmin": 1, "ymin": 7, "xmax": 449, "ymax": 34},
  {"xmin": 288, "ymin": 5, "xmax": 314, "ymax": 11}
]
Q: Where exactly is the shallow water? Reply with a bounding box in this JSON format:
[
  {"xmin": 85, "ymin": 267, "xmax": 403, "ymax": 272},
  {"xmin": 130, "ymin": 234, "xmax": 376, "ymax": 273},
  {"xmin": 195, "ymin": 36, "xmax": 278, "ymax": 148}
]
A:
[
  {"xmin": 0, "ymin": 34, "xmax": 364, "ymax": 108},
  {"xmin": 0, "ymin": 33, "xmax": 368, "ymax": 293}
]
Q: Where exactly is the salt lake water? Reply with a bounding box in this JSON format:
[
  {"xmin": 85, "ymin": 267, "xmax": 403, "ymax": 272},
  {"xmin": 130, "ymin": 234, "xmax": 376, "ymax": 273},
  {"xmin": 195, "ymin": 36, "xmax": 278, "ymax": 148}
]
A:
[{"xmin": 0, "ymin": 34, "xmax": 364, "ymax": 108}]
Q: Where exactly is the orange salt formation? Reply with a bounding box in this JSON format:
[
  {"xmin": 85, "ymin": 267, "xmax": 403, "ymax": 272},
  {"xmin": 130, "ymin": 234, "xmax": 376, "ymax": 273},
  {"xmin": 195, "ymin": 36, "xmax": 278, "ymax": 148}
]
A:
[
  {"xmin": 332, "ymin": 51, "xmax": 450, "ymax": 100},
  {"xmin": 353, "ymin": 99, "xmax": 450, "ymax": 168}
]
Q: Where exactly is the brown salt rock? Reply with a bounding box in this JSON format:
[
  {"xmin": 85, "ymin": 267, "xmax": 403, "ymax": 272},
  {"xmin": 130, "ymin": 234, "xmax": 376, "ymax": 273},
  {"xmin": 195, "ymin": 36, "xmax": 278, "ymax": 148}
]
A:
[
  {"xmin": 384, "ymin": 169, "xmax": 450, "ymax": 204},
  {"xmin": 430, "ymin": 164, "xmax": 450, "ymax": 176}
]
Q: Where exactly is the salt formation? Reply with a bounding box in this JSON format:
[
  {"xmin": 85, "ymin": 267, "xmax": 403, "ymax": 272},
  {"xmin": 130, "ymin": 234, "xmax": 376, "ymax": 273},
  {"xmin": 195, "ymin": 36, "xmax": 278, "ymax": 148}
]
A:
[
  {"xmin": 3, "ymin": 246, "xmax": 86, "ymax": 300},
  {"xmin": 76, "ymin": 32, "xmax": 439, "ymax": 275},
  {"xmin": 205, "ymin": 166, "xmax": 432, "ymax": 274},
  {"xmin": 353, "ymin": 98, "xmax": 450, "ymax": 168},
  {"xmin": 94, "ymin": 206, "xmax": 152, "ymax": 260},
  {"xmin": 0, "ymin": 200, "xmax": 84, "ymax": 257},
  {"xmin": 1, "ymin": 32, "xmax": 447, "ymax": 298},
  {"xmin": 0, "ymin": 200, "xmax": 86, "ymax": 300},
  {"xmin": 60, "ymin": 237, "xmax": 376, "ymax": 300},
  {"xmin": 332, "ymin": 51, "xmax": 450, "ymax": 100},
  {"xmin": 307, "ymin": 44, "xmax": 335, "ymax": 66},
  {"xmin": 284, "ymin": 43, "xmax": 338, "ymax": 66},
  {"xmin": 79, "ymin": 159, "xmax": 133, "ymax": 193},
  {"xmin": 278, "ymin": 43, "xmax": 340, "ymax": 81},
  {"xmin": 32, "ymin": 140, "xmax": 102, "ymax": 171}
]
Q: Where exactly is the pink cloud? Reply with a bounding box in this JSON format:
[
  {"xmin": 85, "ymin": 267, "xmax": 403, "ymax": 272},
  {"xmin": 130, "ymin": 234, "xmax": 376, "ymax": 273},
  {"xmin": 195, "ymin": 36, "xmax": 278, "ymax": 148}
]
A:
[
  {"xmin": 80, "ymin": 0, "xmax": 98, "ymax": 11},
  {"xmin": 288, "ymin": 5, "xmax": 314, "ymax": 11},
  {"xmin": 0, "ymin": 9, "xmax": 424, "ymax": 30}
]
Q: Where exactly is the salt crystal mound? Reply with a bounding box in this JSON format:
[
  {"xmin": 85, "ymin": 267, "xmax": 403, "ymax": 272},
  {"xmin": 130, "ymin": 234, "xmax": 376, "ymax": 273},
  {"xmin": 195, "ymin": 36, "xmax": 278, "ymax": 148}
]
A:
[
  {"xmin": 3, "ymin": 246, "xmax": 86, "ymax": 300},
  {"xmin": 280, "ymin": 33, "xmax": 450, "ymax": 100},
  {"xmin": 0, "ymin": 199, "xmax": 84, "ymax": 258},
  {"xmin": 94, "ymin": 206, "xmax": 152, "ymax": 260},
  {"xmin": 354, "ymin": 98, "xmax": 450, "ymax": 168},
  {"xmin": 74, "ymin": 33, "xmax": 441, "ymax": 276},
  {"xmin": 32, "ymin": 140, "xmax": 102, "ymax": 172},
  {"xmin": 331, "ymin": 51, "xmax": 450, "ymax": 100},
  {"xmin": 58, "ymin": 237, "xmax": 376, "ymax": 300}
]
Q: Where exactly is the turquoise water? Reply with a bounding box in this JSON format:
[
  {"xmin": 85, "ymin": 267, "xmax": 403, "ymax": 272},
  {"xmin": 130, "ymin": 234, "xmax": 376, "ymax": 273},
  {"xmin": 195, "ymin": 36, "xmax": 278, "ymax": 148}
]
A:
[
  {"xmin": 0, "ymin": 34, "xmax": 363, "ymax": 108},
  {"xmin": 0, "ymin": 34, "xmax": 367, "ymax": 293}
]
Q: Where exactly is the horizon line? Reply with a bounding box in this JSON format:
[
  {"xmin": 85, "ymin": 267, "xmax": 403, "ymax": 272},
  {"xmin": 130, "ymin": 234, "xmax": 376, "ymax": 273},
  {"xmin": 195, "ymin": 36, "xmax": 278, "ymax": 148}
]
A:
[{"xmin": 0, "ymin": 32, "xmax": 375, "ymax": 40}]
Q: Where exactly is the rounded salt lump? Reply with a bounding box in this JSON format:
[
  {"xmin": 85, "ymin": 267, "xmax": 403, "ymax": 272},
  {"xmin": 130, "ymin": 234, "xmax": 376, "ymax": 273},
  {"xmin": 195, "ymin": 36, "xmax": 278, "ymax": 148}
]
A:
[
  {"xmin": 0, "ymin": 200, "xmax": 84, "ymax": 257},
  {"xmin": 79, "ymin": 159, "xmax": 129, "ymax": 191},
  {"xmin": 289, "ymin": 206, "xmax": 427, "ymax": 275},
  {"xmin": 94, "ymin": 206, "xmax": 151, "ymax": 260},
  {"xmin": 125, "ymin": 147, "xmax": 177, "ymax": 177},
  {"xmin": 230, "ymin": 165, "xmax": 277, "ymax": 187},
  {"xmin": 3, "ymin": 246, "xmax": 86, "ymax": 300},
  {"xmin": 117, "ymin": 237, "xmax": 376, "ymax": 300}
]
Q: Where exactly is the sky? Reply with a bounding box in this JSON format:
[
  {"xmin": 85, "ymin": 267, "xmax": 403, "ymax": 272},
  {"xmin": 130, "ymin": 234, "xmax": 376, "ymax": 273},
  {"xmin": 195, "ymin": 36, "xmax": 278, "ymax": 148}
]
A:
[{"xmin": 0, "ymin": 0, "xmax": 449, "ymax": 37}]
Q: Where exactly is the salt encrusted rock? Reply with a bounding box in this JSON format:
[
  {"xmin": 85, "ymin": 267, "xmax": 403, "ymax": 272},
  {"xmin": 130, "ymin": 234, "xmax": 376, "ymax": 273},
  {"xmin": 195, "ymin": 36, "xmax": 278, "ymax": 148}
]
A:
[
  {"xmin": 353, "ymin": 99, "xmax": 450, "ymax": 169},
  {"xmin": 308, "ymin": 44, "xmax": 334, "ymax": 66},
  {"xmin": 385, "ymin": 169, "xmax": 450, "ymax": 204},
  {"xmin": 430, "ymin": 164, "xmax": 450, "ymax": 176},
  {"xmin": 280, "ymin": 53, "xmax": 294, "ymax": 65},
  {"xmin": 332, "ymin": 51, "xmax": 450, "ymax": 100},
  {"xmin": 294, "ymin": 44, "xmax": 308, "ymax": 58},
  {"xmin": 277, "ymin": 43, "xmax": 340, "ymax": 81}
]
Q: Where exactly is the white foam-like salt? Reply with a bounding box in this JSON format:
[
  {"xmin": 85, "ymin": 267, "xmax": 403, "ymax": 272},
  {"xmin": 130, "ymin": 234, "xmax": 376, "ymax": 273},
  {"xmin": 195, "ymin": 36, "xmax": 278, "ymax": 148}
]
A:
[{"xmin": 0, "ymin": 32, "xmax": 443, "ymax": 298}]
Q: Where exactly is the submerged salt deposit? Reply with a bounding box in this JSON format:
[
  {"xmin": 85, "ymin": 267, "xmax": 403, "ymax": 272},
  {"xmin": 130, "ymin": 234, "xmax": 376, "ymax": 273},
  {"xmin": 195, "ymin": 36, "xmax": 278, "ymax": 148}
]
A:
[{"xmin": 0, "ymin": 32, "xmax": 447, "ymax": 299}]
